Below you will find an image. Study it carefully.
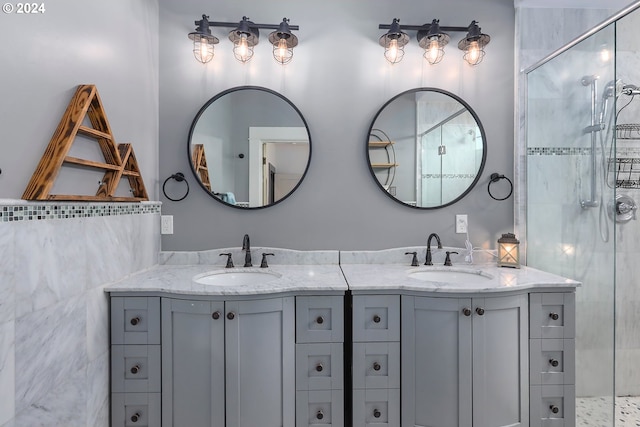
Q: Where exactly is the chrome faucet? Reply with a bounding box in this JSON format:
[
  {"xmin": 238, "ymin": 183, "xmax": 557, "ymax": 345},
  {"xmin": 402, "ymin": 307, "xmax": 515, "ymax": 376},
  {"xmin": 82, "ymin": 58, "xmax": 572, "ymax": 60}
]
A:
[
  {"xmin": 425, "ymin": 233, "xmax": 442, "ymax": 265},
  {"xmin": 242, "ymin": 234, "xmax": 252, "ymax": 267}
]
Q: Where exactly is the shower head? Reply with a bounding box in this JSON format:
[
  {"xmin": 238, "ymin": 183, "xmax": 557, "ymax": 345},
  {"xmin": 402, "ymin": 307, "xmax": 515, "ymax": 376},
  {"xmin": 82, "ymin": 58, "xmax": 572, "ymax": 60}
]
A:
[{"xmin": 581, "ymin": 75, "xmax": 599, "ymax": 86}]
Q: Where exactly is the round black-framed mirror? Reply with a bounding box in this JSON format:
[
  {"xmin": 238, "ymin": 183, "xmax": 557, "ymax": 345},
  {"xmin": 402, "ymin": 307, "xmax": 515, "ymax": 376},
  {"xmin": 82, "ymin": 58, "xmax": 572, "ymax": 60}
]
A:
[
  {"xmin": 188, "ymin": 86, "xmax": 312, "ymax": 209},
  {"xmin": 366, "ymin": 87, "xmax": 487, "ymax": 209}
]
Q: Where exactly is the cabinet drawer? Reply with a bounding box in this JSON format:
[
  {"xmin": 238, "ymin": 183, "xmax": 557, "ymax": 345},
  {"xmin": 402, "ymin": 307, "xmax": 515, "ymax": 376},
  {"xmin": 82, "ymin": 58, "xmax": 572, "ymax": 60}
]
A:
[
  {"xmin": 530, "ymin": 339, "xmax": 575, "ymax": 385},
  {"xmin": 352, "ymin": 295, "xmax": 400, "ymax": 342},
  {"xmin": 530, "ymin": 385, "xmax": 575, "ymax": 427},
  {"xmin": 296, "ymin": 389, "xmax": 344, "ymax": 427},
  {"xmin": 112, "ymin": 392, "xmax": 161, "ymax": 427},
  {"xmin": 297, "ymin": 343, "xmax": 343, "ymax": 390},
  {"xmin": 352, "ymin": 388, "xmax": 400, "ymax": 427},
  {"xmin": 112, "ymin": 345, "xmax": 161, "ymax": 393},
  {"xmin": 352, "ymin": 342, "xmax": 400, "ymax": 389},
  {"xmin": 530, "ymin": 293, "xmax": 575, "ymax": 339},
  {"xmin": 111, "ymin": 297, "xmax": 160, "ymax": 345},
  {"xmin": 297, "ymin": 296, "xmax": 344, "ymax": 343}
]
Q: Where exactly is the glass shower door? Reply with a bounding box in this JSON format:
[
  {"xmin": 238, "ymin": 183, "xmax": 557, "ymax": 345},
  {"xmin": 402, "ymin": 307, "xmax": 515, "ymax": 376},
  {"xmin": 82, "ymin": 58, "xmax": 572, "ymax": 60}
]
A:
[{"xmin": 525, "ymin": 22, "xmax": 616, "ymax": 427}]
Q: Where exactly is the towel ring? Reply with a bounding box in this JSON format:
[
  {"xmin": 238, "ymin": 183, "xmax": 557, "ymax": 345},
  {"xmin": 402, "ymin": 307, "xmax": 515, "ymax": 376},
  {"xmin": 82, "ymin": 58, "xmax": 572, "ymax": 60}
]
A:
[
  {"xmin": 163, "ymin": 172, "xmax": 189, "ymax": 202},
  {"xmin": 487, "ymin": 173, "xmax": 513, "ymax": 201}
]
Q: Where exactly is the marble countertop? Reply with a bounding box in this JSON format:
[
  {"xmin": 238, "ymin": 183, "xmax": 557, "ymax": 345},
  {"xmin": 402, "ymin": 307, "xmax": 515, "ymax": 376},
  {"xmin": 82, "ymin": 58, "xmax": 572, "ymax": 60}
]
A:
[
  {"xmin": 105, "ymin": 247, "xmax": 580, "ymax": 296},
  {"xmin": 105, "ymin": 264, "xmax": 348, "ymax": 296},
  {"xmin": 341, "ymin": 263, "xmax": 581, "ymax": 294}
]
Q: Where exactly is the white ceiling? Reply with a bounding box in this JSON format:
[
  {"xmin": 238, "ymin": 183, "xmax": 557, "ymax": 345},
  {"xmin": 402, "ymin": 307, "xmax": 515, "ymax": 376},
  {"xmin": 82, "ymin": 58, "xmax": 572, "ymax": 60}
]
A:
[{"xmin": 514, "ymin": 0, "xmax": 634, "ymax": 8}]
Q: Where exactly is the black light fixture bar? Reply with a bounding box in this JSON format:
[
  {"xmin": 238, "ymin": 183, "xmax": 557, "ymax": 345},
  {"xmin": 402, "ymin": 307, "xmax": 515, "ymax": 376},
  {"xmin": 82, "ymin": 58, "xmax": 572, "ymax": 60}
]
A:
[
  {"xmin": 378, "ymin": 19, "xmax": 490, "ymax": 66},
  {"xmin": 378, "ymin": 23, "xmax": 466, "ymax": 32},
  {"xmin": 208, "ymin": 21, "xmax": 299, "ymax": 31}
]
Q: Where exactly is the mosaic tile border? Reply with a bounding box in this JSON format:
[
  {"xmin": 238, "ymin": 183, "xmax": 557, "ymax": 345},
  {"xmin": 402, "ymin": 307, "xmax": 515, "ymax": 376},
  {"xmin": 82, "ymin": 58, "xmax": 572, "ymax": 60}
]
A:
[
  {"xmin": 0, "ymin": 201, "xmax": 161, "ymax": 223},
  {"xmin": 421, "ymin": 174, "xmax": 477, "ymax": 179},
  {"xmin": 528, "ymin": 147, "xmax": 640, "ymax": 158},
  {"xmin": 528, "ymin": 147, "xmax": 593, "ymax": 156}
]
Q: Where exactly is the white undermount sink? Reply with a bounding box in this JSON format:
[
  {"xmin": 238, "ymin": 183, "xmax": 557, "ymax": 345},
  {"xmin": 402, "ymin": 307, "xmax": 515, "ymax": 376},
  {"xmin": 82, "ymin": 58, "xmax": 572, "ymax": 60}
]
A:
[
  {"xmin": 407, "ymin": 268, "xmax": 493, "ymax": 285},
  {"xmin": 193, "ymin": 270, "xmax": 282, "ymax": 286}
]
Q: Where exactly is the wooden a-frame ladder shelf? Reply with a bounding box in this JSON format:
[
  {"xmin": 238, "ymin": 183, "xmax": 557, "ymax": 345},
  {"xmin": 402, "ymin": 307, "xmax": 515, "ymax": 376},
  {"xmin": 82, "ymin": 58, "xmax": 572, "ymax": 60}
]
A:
[{"xmin": 22, "ymin": 84, "xmax": 148, "ymax": 202}]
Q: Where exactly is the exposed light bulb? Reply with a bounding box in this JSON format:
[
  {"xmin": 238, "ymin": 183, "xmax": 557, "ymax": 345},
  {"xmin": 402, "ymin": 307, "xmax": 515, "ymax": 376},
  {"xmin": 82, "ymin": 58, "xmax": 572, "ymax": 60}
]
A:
[
  {"xmin": 273, "ymin": 37, "xmax": 293, "ymax": 64},
  {"xmin": 191, "ymin": 35, "xmax": 214, "ymax": 64},
  {"xmin": 463, "ymin": 40, "xmax": 485, "ymax": 66},
  {"xmin": 233, "ymin": 33, "xmax": 253, "ymax": 63},
  {"xmin": 467, "ymin": 41, "xmax": 480, "ymax": 62},
  {"xmin": 385, "ymin": 38, "xmax": 403, "ymax": 64},
  {"xmin": 424, "ymin": 38, "xmax": 445, "ymax": 65},
  {"xmin": 600, "ymin": 47, "xmax": 611, "ymax": 63}
]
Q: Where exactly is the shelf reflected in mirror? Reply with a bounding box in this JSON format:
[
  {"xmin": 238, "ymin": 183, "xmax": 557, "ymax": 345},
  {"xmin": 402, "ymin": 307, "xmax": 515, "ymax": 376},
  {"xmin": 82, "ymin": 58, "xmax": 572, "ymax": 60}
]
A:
[
  {"xmin": 367, "ymin": 87, "xmax": 487, "ymax": 209},
  {"xmin": 188, "ymin": 86, "xmax": 311, "ymax": 209}
]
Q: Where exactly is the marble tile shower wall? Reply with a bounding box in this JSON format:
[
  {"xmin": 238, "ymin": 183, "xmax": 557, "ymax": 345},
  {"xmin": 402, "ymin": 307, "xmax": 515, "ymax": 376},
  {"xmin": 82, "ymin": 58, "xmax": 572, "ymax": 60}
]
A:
[{"xmin": 0, "ymin": 201, "xmax": 161, "ymax": 427}]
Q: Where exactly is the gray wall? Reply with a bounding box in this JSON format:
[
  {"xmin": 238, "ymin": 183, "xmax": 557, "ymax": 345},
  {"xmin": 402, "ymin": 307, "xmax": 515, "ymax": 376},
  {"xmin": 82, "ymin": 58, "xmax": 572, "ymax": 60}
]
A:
[
  {"xmin": 0, "ymin": 0, "xmax": 160, "ymax": 201},
  {"xmin": 159, "ymin": 0, "xmax": 516, "ymax": 251}
]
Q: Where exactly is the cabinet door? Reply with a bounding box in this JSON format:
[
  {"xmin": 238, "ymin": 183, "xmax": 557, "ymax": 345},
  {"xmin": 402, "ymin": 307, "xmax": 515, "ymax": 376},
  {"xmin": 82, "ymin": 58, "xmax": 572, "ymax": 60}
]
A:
[
  {"xmin": 162, "ymin": 298, "xmax": 225, "ymax": 427},
  {"xmin": 225, "ymin": 297, "xmax": 295, "ymax": 427},
  {"xmin": 472, "ymin": 295, "xmax": 528, "ymax": 427},
  {"xmin": 401, "ymin": 295, "xmax": 473, "ymax": 427}
]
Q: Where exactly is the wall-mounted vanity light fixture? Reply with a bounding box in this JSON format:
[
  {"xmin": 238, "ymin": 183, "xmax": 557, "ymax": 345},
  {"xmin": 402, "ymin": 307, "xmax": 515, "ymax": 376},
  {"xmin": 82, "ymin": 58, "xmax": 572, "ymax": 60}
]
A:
[
  {"xmin": 379, "ymin": 19, "xmax": 490, "ymax": 66},
  {"xmin": 188, "ymin": 15, "xmax": 299, "ymax": 65}
]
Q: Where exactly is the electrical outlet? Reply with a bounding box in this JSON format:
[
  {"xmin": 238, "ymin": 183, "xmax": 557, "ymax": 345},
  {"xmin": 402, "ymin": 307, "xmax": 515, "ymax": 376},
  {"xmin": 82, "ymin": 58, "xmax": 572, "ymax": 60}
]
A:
[
  {"xmin": 161, "ymin": 215, "xmax": 174, "ymax": 235},
  {"xmin": 456, "ymin": 214, "xmax": 468, "ymax": 234}
]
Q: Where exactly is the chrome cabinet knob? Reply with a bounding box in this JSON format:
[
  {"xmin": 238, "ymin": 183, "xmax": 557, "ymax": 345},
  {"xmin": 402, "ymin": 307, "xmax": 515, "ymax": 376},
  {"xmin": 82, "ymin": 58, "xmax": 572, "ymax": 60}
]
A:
[
  {"xmin": 476, "ymin": 307, "xmax": 485, "ymax": 316},
  {"xmin": 549, "ymin": 312, "xmax": 559, "ymax": 320},
  {"xmin": 227, "ymin": 312, "xmax": 235, "ymax": 320},
  {"xmin": 130, "ymin": 316, "xmax": 140, "ymax": 326},
  {"xmin": 462, "ymin": 308, "xmax": 472, "ymax": 316},
  {"xmin": 373, "ymin": 314, "xmax": 381, "ymax": 323},
  {"xmin": 549, "ymin": 359, "xmax": 559, "ymax": 367},
  {"xmin": 316, "ymin": 410, "xmax": 324, "ymax": 420},
  {"xmin": 550, "ymin": 405, "xmax": 559, "ymax": 414},
  {"xmin": 130, "ymin": 364, "xmax": 140, "ymax": 374},
  {"xmin": 212, "ymin": 311, "xmax": 220, "ymax": 320},
  {"xmin": 373, "ymin": 362, "xmax": 381, "ymax": 371},
  {"xmin": 373, "ymin": 409, "xmax": 381, "ymax": 418},
  {"xmin": 131, "ymin": 412, "xmax": 141, "ymax": 422},
  {"xmin": 316, "ymin": 364, "xmax": 324, "ymax": 372},
  {"xmin": 316, "ymin": 316, "xmax": 324, "ymax": 324}
]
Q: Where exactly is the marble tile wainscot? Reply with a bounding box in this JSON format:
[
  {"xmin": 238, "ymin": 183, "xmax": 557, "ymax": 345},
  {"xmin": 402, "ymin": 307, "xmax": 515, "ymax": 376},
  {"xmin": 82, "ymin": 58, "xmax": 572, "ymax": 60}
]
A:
[{"xmin": 0, "ymin": 199, "xmax": 161, "ymax": 427}]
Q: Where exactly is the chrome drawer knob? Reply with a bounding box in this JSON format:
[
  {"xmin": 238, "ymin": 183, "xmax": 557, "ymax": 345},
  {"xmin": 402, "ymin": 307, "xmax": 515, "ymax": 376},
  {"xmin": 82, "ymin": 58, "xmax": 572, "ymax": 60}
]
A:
[
  {"xmin": 549, "ymin": 359, "xmax": 559, "ymax": 367},
  {"xmin": 316, "ymin": 364, "xmax": 324, "ymax": 372},
  {"xmin": 316, "ymin": 316, "xmax": 324, "ymax": 324},
  {"xmin": 130, "ymin": 364, "xmax": 140, "ymax": 374},
  {"xmin": 549, "ymin": 312, "xmax": 559, "ymax": 320},
  {"xmin": 130, "ymin": 316, "xmax": 141, "ymax": 326},
  {"xmin": 131, "ymin": 412, "xmax": 141, "ymax": 422},
  {"xmin": 373, "ymin": 362, "xmax": 381, "ymax": 371},
  {"xmin": 373, "ymin": 409, "xmax": 381, "ymax": 418},
  {"xmin": 316, "ymin": 410, "xmax": 324, "ymax": 420},
  {"xmin": 550, "ymin": 405, "xmax": 559, "ymax": 414},
  {"xmin": 373, "ymin": 314, "xmax": 381, "ymax": 323}
]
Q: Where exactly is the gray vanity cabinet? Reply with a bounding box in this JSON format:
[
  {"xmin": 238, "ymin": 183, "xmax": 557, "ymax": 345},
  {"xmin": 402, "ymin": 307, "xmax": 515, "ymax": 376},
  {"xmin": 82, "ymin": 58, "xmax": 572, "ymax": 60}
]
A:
[
  {"xmin": 401, "ymin": 294, "xmax": 528, "ymax": 427},
  {"xmin": 161, "ymin": 296, "xmax": 295, "ymax": 427}
]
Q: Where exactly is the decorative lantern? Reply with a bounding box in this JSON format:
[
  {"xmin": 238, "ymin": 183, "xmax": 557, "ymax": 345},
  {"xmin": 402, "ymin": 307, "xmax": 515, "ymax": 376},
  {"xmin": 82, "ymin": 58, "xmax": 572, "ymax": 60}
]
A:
[{"xmin": 497, "ymin": 233, "xmax": 520, "ymax": 268}]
